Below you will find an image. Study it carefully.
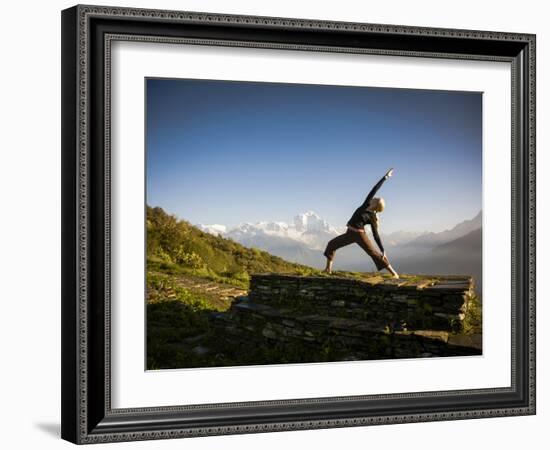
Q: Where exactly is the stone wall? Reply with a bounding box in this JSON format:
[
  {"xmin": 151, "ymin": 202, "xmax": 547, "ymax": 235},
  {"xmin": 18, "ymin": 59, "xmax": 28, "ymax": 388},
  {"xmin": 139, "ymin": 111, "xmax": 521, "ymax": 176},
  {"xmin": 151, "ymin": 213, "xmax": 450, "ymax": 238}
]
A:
[
  {"xmin": 211, "ymin": 273, "xmax": 481, "ymax": 360},
  {"xmin": 249, "ymin": 274, "xmax": 472, "ymax": 331}
]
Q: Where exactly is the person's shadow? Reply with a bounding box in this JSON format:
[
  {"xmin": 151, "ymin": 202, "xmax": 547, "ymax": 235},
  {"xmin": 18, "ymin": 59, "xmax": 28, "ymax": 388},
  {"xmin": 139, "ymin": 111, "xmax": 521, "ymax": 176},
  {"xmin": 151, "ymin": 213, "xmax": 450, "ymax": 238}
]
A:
[{"xmin": 35, "ymin": 422, "xmax": 60, "ymax": 438}]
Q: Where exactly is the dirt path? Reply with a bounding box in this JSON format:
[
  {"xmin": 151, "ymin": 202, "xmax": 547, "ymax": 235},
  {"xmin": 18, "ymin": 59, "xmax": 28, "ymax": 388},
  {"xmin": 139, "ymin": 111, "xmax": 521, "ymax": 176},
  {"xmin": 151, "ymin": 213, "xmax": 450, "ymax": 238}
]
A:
[{"xmin": 152, "ymin": 272, "xmax": 247, "ymax": 311}]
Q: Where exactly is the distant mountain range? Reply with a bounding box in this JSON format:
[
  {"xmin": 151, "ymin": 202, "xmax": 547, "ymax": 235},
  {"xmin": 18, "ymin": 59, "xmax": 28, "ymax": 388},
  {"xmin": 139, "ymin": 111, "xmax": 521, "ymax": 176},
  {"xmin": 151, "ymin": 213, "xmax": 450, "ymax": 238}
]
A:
[
  {"xmin": 198, "ymin": 211, "xmax": 432, "ymax": 252},
  {"xmin": 403, "ymin": 211, "xmax": 482, "ymax": 248},
  {"xmin": 201, "ymin": 211, "xmax": 343, "ymax": 250},
  {"xmin": 197, "ymin": 210, "xmax": 483, "ymax": 292},
  {"xmin": 396, "ymin": 227, "xmax": 483, "ymax": 292}
]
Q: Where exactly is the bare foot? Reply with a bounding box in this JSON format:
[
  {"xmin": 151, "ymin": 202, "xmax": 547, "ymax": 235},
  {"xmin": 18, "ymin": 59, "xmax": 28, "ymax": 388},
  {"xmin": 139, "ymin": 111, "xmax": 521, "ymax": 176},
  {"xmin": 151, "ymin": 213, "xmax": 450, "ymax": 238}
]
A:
[{"xmin": 387, "ymin": 264, "xmax": 400, "ymax": 279}]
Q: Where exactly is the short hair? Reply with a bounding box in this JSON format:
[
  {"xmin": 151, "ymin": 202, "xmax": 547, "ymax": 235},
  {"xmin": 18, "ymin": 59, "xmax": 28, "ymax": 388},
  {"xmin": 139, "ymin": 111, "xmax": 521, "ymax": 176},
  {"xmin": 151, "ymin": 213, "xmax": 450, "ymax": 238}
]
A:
[{"xmin": 372, "ymin": 197, "xmax": 385, "ymax": 212}]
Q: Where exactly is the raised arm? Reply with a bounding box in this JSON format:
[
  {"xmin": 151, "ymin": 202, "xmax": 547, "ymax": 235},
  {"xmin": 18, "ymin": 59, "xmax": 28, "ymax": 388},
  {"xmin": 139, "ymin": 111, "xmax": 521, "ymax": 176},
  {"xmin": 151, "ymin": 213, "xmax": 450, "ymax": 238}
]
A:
[{"xmin": 360, "ymin": 168, "xmax": 394, "ymax": 208}]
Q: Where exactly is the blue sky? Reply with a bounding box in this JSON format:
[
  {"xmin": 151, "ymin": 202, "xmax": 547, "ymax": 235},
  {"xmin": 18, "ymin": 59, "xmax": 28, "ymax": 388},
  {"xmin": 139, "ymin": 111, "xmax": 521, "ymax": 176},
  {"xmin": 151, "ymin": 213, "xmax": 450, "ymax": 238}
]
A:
[{"xmin": 146, "ymin": 78, "xmax": 482, "ymax": 234}]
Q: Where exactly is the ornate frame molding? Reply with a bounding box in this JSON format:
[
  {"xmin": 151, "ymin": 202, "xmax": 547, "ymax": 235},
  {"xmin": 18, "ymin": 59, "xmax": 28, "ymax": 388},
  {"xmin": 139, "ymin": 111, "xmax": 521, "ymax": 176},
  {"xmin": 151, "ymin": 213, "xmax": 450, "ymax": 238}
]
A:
[{"xmin": 62, "ymin": 4, "xmax": 536, "ymax": 444}]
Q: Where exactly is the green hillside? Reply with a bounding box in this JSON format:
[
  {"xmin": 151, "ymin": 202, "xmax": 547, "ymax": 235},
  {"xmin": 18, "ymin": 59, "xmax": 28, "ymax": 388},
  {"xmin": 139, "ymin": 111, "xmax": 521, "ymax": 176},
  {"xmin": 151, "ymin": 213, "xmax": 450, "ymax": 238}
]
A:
[
  {"xmin": 147, "ymin": 205, "xmax": 319, "ymax": 288},
  {"xmin": 146, "ymin": 205, "xmax": 325, "ymax": 369}
]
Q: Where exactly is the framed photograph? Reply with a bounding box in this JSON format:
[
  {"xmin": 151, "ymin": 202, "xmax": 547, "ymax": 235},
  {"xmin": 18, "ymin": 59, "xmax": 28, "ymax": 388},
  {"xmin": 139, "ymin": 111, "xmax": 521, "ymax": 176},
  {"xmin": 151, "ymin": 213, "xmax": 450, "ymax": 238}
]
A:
[{"xmin": 61, "ymin": 4, "xmax": 536, "ymax": 444}]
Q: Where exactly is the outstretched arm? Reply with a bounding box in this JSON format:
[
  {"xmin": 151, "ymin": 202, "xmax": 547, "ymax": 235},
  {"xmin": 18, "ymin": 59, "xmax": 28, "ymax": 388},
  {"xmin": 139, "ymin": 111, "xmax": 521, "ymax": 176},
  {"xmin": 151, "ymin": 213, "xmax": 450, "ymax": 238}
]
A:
[
  {"xmin": 360, "ymin": 168, "xmax": 394, "ymax": 208},
  {"xmin": 371, "ymin": 220, "xmax": 385, "ymax": 255}
]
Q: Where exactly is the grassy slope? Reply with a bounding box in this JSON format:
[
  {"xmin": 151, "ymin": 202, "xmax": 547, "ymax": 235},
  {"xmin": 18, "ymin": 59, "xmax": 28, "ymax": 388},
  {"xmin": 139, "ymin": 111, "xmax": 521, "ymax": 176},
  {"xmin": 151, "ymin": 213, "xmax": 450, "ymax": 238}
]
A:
[
  {"xmin": 147, "ymin": 205, "xmax": 322, "ymax": 284},
  {"xmin": 147, "ymin": 205, "xmax": 326, "ymax": 368}
]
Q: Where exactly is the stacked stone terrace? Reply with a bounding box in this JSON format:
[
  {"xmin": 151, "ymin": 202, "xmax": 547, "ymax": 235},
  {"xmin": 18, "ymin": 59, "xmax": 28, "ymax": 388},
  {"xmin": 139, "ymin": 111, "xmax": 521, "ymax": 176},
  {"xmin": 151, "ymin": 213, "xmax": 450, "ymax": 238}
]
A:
[{"xmin": 212, "ymin": 273, "xmax": 481, "ymax": 360}]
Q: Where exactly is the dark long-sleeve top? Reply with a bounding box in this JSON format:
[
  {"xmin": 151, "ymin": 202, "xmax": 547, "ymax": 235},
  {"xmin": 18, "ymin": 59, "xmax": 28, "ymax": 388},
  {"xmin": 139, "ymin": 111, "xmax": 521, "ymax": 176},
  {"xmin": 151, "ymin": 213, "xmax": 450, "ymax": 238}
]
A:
[{"xmin": 346, "ymin": 175, "xmax": 388, "ymax": 254}]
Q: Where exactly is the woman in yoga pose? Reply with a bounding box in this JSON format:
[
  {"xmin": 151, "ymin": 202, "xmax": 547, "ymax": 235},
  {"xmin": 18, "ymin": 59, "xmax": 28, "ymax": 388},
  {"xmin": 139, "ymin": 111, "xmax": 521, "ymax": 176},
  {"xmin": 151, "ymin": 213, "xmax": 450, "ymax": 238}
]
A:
[{"xmin": 323, "ymin": 168, "xmax": 399, "ymax": 278}]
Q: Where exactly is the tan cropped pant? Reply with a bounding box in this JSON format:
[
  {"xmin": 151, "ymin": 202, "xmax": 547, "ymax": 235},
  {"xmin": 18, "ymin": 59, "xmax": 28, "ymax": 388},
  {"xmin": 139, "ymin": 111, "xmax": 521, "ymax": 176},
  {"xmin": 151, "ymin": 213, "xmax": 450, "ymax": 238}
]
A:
[{"xmin": 323, "ymin": 227, "xmax": 389, "ymax": 271}]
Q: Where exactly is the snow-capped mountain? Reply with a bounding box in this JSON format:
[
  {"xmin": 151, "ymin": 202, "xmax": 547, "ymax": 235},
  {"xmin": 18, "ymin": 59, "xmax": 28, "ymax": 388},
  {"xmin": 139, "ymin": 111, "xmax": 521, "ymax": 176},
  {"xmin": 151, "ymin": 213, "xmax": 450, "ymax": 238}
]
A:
[
  {"xmin": 225, "ymin": 227, "xmax": 325, "ymax": 268},
  {"xmin": 197, "ymin": 210, "xmax": 430, "ymax": 252},
  {"xmin": 199, "ymin": 211, "xmax": 343, "ymax": 251},
  {"xmin": 197, "ymin": 223, "xmax": 227, "ymax": 235},
  {"xmin": 293, "ymin": 211, "xmax": 332, "ymax": 233},
  {"xmin": 197, "ymin": 210, "xmax": 482, "ymax": 274}
]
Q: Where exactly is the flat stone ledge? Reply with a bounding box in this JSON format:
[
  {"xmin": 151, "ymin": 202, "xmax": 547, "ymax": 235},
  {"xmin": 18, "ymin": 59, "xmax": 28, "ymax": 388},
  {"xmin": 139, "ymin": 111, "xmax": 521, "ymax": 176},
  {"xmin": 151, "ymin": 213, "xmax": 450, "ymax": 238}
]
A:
[
  {"xmin": 251, "ymin": 273, "xmax": 473, "ymax": 292},
  {"xmin": 209, "ymin": 273, "xmax": 481, "ymax": 360}
]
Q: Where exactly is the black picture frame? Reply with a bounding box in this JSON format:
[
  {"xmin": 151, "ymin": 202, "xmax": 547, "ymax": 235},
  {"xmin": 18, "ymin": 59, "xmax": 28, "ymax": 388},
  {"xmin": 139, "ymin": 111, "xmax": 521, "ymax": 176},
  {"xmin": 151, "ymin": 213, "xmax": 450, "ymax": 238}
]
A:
[{"xmin": 61, "ymin": 4, "xmax": 536, "ymax": 444}]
